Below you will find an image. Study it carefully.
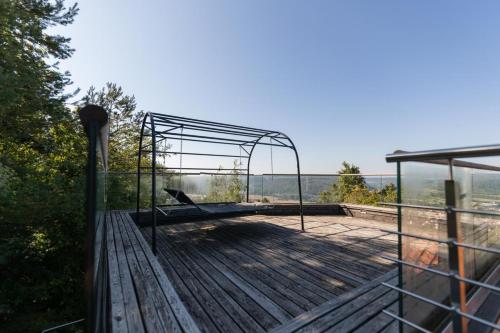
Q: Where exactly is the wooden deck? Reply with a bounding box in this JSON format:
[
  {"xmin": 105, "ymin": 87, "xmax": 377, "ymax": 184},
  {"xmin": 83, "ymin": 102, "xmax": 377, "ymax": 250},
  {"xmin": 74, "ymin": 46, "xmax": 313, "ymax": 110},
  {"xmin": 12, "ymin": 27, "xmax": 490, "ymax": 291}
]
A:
[
  {"xmin": 106, "ymin": 211, "xmax": 200, "ymax": 332},
  {"xmin": 106, "ymin": 211, "xmax": 400, "ymax": 332}
]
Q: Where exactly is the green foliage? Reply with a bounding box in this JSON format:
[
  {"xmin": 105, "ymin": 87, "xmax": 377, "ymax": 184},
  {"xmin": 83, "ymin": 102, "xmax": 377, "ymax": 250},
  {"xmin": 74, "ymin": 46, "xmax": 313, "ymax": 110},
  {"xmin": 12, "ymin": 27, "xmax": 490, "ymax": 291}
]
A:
[
  {"xmin": 0, "ymin": 1, "xmax": 106, "ymax": 331},
  {"xmin": 319, "ymin": 161, "xmax": 396, "ymax": 205},
  {"xmin": 80, "ymin": 83, "xmax": 153, "ymax": 209},
  {"xmin": 0, "ymin": 0, "xmax": 79, "ymax": 148},
  {"xmin": 205, "ymin": 161, "xmax": 244, "ymax": 203},
  {"xmin": 80, "ymin": 83, "xmax": 145, "ymax": 171},
  {"xmin": 380, "ymin": 183, "xmax": 397, "ymax": 203}
]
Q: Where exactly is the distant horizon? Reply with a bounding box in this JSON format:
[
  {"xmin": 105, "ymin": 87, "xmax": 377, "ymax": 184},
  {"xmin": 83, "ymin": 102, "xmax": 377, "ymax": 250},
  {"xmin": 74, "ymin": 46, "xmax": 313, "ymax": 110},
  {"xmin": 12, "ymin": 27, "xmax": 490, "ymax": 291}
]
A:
[{"xmin": 55, "ymin": 1, "xmax": 500, "ymax": 173}]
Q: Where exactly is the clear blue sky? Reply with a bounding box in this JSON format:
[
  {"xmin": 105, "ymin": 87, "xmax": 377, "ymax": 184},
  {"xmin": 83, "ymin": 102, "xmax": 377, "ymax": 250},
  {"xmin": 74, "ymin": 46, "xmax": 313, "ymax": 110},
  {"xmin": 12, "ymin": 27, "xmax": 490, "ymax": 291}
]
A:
[{"xmin": 58, "ymin": 1, "xmax": 500, "ymax": 173}]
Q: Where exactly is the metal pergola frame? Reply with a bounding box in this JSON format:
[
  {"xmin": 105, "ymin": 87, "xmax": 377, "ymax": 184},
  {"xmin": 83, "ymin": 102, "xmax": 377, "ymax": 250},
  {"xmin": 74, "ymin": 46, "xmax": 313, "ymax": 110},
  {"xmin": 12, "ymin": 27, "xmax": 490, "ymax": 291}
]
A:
[{"xmin": 136, "ymin": 112, "xmax": 304, "ymax": 254}]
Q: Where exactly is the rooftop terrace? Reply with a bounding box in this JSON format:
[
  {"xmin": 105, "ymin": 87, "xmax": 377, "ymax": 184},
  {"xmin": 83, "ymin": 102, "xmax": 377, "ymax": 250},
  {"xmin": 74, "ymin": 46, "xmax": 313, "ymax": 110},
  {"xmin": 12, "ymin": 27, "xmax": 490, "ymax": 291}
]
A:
[{"xmin": 80, "ymin": 106, "xmax": 499, "ymax": 333}]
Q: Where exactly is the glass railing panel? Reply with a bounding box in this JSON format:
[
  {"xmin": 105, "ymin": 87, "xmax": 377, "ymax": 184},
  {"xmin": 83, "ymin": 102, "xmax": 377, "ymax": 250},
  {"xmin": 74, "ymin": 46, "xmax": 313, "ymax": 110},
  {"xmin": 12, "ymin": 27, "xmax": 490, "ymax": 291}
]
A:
[
  {"xmin": 365, "ymin": 175, "xmax": 397, "ymax": 191},
  {"xmin": 400, "ymin": 162, "xmax": 450, "ymax": 331},
  {"xmin": 262, "ymin": 175, "xmax": 299, "ymax": 203},
  {"xmin": 399, "ymin": 160, "xmax": 500, "ymax": 331},
  {"xmin": 114, "ymin": 172, "xmax": 397, "ymax": 207},
  {"xmin": 452, "ymin": 163, "xmax": 500, "ymax": 283},
  {"xmin": 301, "ymin": 175, "xmax": 338, "ymax": 203},
  {"xmin": 248, "ymin": 175, "xmax": 265, "ymax": 202}
]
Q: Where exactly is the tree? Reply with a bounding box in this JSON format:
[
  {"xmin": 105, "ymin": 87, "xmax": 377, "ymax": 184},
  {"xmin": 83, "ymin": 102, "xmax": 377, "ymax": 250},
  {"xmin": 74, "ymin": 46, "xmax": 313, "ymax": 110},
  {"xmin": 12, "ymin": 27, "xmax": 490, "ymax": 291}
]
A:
[
  {"xmin": 80, "ymin": 83, "xmax": 153, "ymax": 209},
  {"xmin": 226, "ymin": 160, "xmax": 244, "ymax": 202},
  {"xmin": 80, "ymin": 83, "xmax": 145, "ymax": 171},
  {"xmin": 319, "ymin": 161, "xmax": 366, "ymax": 203},
  {"xmin": 206, "ymin": 172, "xmax": 228, "ymax": 202},
  {"xmin": 205, "ymin": 160, "xmax": 243, "ymax": 203},
  {"xmin": 0, "ymin": 1, "xmax": 86, "ymax": 331},
  {"xmin": 0, "ymin": 0, "xmax": 79, "ymax": 172},
  {"xmin": 319, "ymin": 162, "xmax": 397, "ymax": 205},
  {"xmin": 380, "ymin": 183, "xmax": 397, "ymax": 203}
]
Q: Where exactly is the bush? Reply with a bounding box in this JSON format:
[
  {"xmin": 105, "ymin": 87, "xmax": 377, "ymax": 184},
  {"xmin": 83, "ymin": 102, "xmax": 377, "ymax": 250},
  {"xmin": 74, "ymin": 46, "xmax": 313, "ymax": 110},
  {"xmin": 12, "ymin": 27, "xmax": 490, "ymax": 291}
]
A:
[{"xmin": 319, "ymin": 162, "xmax": 396, "ymax": 205}]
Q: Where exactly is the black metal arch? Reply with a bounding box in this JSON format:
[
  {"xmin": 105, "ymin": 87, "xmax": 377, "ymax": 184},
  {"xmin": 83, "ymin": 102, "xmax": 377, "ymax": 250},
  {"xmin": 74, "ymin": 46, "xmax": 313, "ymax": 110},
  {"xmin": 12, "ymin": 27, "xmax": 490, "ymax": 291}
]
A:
[{"xmin": 136, "ymin": 112, "xmax": 304, "ymax": 254}]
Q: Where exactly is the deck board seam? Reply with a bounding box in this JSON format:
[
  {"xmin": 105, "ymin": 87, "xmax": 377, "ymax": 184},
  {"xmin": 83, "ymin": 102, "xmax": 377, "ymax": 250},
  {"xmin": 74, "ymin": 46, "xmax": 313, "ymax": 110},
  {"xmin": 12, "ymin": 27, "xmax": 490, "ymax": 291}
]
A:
[
  {"xmin": 157, "ymin": 229, "xmax": 283, "ymax": 330},
  {"xmin": 216, "ymin": 220, "xmax": 371, "ymax": 285},
  {"xmin": 157, "ymin": 227, "xmax": 293, "ymax": 324},
  {"xmin": 141, "ymin": 228, "xmax": 221, "ymax": 332},
  {"xmin": 120, "ymin": 212, "xmax": 202, "ymax": 333},
  {"xmin": 156, "ymin": 229, "xmax": 266, "ymax": 333},
  {"xmin": 116, "ymin": 211, "xmax": 184, "ymax": 332},
  {"xmin": 108, "ymin": 211, "xmax": 143, "ymax": 333},
  {"xmin": 269, "ymin": 269, "xmax": 398, "ymax": 333},
  {"xmin": 200, "ymin": 229, "xmax": 326, "ymax": 307},
  {"xmin": 112, "ymin": 211, "xmax": 167, "ymax": 332},
  {"xmin": 213, "ymin": 222, "xmax": 362, "ymax": 291},
  {"xmin": 212, "ymin": 228, "xmax": 337, "ymax": 300},
  {"xmin": 106, "ymin": 211, "xmax": 130, "ymax": 333}
]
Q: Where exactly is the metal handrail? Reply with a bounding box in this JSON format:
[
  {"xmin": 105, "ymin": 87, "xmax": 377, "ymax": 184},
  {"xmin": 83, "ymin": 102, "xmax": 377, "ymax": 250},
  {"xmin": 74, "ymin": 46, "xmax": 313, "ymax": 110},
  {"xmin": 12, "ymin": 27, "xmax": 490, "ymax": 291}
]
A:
[
  {"xmin": 380, "ymin": 202, "xmax": 447, "ymax": 211},
  {"xmin": 453, "ymin": 241, "xmax": 500, "ymax": 255},
  {"xmin": 382, "ymin": 310, "xmax": 432, "ymax": 333},
  {"xmin": 385, "ymin": 143, "xmax": 500, "ymax": 333},
  {"xmin": 383, "ymin": 283, "xmax": 500, "ymax": 331},
  {"xmin": 386, "ymin": 144, "xmax": 500, "ymax": 162},
  {"xmin": 383, "ymin": 230, "xmax": 451, "ymax": 244},
  {"xmin": 381, "ymin": 255, "xmax": 500, "ymax": 293},
  {"xmin": 107, "ymin": 171, "xmax": 397, "ymax": 177}
]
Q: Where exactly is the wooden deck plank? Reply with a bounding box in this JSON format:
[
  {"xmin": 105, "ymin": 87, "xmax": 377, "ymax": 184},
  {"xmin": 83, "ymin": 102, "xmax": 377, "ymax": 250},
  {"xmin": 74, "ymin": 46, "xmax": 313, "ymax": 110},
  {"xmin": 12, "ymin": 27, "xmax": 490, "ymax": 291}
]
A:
[
  {"xmin": 352, "ymin": 299, "xmax": 398, "ymax": 333},
  {"xmin": 113, "ymin": 212, "xmax": 396, "ymax": 332},
  {"xmin": 296, "ymin": 282, "xmax": 395, "ymax": 333},
  {"xmin": 200, "ymin": 230, "xmax": 325, "ymax": 307},
  {"xmin": 217, "ymin": 222, "xmax": 371, "ymax": 285},
  {"xmin": 213, "ymin": 228, "xmax": 338, "ymax": 300},
  {"xmin": 151, "ymin": 238, "xmax": 244, "ymax": 333},
  {"xmin": 106, "ymin": 211, "xmax": 130, "ymax": 333},
  {"xmin": 160, "ymin": 229, "xmax": 291, "ymax": 326},
  {"xmin": 156, "ymin": 232, "xmax": 267, "ymax": 333},
  {"xmin": 269, "ymin": 270, "xmax": 398, "ymax": 333},
  {"xmin": 165, "ymin": 226, "xmax": 308, "ymax": 317},
  {"xmin": 104, "ymin": 210, "xmax": 202, "ymax": 333},
  {"xmin": 141, "ymin": 231, "xmax": 221, "ymax": 333},
  {"xmin": 379, "ymin": 320, "xmax": 399, "ymax": 333},
  {"xmin": 116, "ymin": 212, "xmax": 183, "ymax": 333},
  {"xmin": 111, "ymin": 212, "xmax": 165, "ymax": 333},
  {"xmin": 234, "ymin": 219, "xmax": 390, "ymax": 272},
  {"xmin": 215, "ymin": 222, "xmax": 363, "ymax": 289},
  {"xmin": 253, "ymin": 221, "xmax": 393, "ymax": 275},
  {"xmin": 171, "ymin": 240, "xmax": 282, "ymax": 330},
  {"xmin": 119, "ymin": 211, "xmax": 202, "ymax": 333},
  {"xmin": 251, "ymin": 216, "xmax": 397, "ymax": 259},
  {"xmin": 324, "ymin": 290, "xmax": 398, "ymax": 332}
]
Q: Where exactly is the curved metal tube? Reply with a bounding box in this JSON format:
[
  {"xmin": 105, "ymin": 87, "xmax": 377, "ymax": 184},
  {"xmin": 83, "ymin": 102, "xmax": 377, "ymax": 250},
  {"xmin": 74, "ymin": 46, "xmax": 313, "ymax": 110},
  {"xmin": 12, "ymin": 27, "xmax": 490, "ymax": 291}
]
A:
[
  {"xmin": 138, "ymin": 113, "xmax": 305, "ymax": 257},
  {"xmin": 136, "ymin": 112, "xmax": 158, "ymax": 255},
  {"xmin": 150, "ymin": 113, "xmax": 157, "ymax": 255},
  {"xmin": 246, "ymin": 131, "xmax": 304, "ymax": 231},
  {"xmin": 136, "ymin": 114, "xmax": 148, "ymax": 224}
]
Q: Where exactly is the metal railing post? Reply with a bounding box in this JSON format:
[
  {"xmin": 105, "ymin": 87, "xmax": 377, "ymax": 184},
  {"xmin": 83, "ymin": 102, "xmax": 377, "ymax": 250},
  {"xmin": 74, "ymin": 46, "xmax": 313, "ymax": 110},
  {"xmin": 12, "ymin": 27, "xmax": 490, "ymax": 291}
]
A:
[
  {"xmin": 85, "ymin": 121, "xmax": 97, "ymax": 333},
  {"xmin": 150, "ymin": 113, "xmax": 157, "ymax": 255},
  {"xmin": 385, "ymin": 145, "xmax": 500, "ymax": 332},
  {"xmin": 445, "ymin": 177, "xmax": 468, "ymax": 333},
  {"xmin": 79, "ymin": 105, "xmax": 108, "ymax": 333},
  {"xmin": 396, "ymin": 161, "xmax": 403, "ymax": 333},
  {"xmin": 261, "ymin": 175, "xmax": 264, "ymax": 201}
]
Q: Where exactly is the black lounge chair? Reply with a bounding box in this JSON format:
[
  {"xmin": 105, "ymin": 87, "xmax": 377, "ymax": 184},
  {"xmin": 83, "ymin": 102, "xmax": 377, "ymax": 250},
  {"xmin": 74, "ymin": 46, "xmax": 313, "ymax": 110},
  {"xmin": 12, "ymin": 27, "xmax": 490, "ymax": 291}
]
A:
[
  {"xmin": 164, "ymin": 188, "xmax": 198, "ymax": 206},
  {"xmin": 162, "ymin": 188, "xmax": 271, "ymax": 217}
]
